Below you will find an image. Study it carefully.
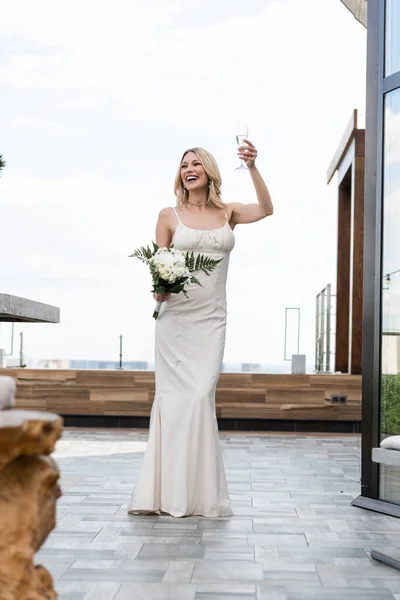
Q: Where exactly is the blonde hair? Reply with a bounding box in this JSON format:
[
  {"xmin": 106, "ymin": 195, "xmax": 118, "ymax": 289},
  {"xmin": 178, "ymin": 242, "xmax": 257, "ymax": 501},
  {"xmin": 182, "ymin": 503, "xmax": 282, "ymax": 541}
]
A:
[{"xmin": 174, "ymin": 147, "xmax": 226, "ymax": 211}]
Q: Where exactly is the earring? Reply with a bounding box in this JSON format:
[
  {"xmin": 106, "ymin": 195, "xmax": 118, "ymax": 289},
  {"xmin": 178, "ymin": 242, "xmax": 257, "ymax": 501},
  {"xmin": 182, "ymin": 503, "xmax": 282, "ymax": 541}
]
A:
[{"xmin": 183, "ymin": 187, "xmax": 187, "ymax": 195}]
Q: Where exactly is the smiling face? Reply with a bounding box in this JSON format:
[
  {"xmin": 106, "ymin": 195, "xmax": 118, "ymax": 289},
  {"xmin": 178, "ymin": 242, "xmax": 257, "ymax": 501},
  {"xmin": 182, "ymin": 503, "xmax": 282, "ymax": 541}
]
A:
[
  {"xmin": 174, "ymin": 147, "xmax": 223, "ymax": 209},
  {"xmin": 180, "ymin": 151, "xmax": 209, "ymax": 193}
]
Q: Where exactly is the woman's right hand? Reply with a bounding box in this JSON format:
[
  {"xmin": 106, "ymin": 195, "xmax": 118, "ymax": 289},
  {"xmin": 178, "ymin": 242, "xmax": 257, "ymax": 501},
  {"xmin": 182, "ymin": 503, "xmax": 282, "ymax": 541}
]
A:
[{"xmin": 153, "ymin": 292, "xmax": 170, "ymax": 303}]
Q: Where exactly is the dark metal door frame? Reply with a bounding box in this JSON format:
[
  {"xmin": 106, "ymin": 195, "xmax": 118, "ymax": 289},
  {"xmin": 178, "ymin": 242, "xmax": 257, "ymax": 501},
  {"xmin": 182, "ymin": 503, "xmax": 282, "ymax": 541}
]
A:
[{"xmin": 353, "ymin": 0, "xmax": 400, "ymax": 513}]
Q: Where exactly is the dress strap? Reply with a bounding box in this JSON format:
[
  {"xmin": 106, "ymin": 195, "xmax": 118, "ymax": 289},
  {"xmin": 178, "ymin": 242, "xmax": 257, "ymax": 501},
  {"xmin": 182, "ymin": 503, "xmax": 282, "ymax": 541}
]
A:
[{"xmin": 172, "ymin": 207, "xmax": 182, "ymax": 224}]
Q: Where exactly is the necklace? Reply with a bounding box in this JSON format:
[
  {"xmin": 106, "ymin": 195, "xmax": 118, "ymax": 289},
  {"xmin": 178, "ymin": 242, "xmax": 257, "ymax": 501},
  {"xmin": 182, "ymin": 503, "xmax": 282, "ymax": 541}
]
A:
[{"xmin": 187, "ymin": 201, "xmax": 208, "ymax": 206}]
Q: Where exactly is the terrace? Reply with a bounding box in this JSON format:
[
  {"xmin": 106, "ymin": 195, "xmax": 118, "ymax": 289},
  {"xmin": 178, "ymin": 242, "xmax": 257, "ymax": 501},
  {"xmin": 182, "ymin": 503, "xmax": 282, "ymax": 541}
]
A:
[{"xmin": 36, "ymin": 428, "xmax": 400, "ymax": 600}]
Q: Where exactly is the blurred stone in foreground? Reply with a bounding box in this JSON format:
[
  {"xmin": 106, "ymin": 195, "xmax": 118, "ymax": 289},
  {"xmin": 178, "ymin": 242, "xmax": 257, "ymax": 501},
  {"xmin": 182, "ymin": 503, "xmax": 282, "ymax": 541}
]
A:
[{"xmin": 0, "ymin": 383, "xmax": 62, "ymax": 600}]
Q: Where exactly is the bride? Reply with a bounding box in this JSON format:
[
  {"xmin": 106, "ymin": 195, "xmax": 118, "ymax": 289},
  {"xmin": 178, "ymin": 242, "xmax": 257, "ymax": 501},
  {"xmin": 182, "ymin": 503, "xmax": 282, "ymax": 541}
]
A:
[{"xmin": 128, "ymin": 139, "xmax": 273, "ymax": 518}]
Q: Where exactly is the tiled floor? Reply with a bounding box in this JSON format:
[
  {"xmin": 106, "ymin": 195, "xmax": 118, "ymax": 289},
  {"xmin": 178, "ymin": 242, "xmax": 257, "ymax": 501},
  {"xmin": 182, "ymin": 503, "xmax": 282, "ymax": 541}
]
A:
[{"xmin": 36, "ymin": 429, "xmax": 400, "ymax": 600}]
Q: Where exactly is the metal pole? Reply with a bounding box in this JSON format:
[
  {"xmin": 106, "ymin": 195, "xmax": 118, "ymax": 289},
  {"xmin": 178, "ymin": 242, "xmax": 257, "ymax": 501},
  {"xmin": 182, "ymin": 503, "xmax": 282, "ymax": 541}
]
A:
[
  {"xmin": 297, "ymin": 308, "xmax": 301, "ymax": 355},
  {"xmin": 321, "ymin": 288, "xmax": 326, "ymax": 371},
  {"xmin": 315, "ymin": 293, "xmax": 320, "ymax": 372},
  {"xmin": 19, "ymin": 332, "xmax": 24, "ymax": 367},
  {"xmin": 119, "ymin": 334, "xmax": 123, "ymax": 370},
  {"xmin": 326, "ymin": 284, "xmax": 332, "ymax": 372},
  {"xmin": 284, "ymin": 309, "xmax": 288, "ymax": 361}
]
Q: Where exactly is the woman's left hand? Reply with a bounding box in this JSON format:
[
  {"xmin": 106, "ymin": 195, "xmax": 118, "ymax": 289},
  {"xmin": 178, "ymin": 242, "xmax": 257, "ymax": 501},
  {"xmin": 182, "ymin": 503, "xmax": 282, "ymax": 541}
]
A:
[{"xmin": 238, "ymin": 139, "xmax": 258, "ymax": 168}]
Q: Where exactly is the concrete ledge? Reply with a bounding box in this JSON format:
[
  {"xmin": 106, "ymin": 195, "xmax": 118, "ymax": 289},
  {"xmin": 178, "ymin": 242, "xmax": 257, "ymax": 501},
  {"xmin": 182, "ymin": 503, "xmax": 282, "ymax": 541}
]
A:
[
  {"xmin": 372, "ymin": 447, "xmax": 400, "ymax": 467},
  {"xmin": 0, "ymin": 294, "xmax": 60, "ymax": 323}
]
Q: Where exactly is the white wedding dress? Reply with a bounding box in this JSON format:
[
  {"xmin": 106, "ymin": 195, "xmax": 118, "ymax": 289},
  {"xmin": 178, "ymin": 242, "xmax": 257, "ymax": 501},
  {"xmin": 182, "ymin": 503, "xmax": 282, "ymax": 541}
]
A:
[{"xmin": 128, "ymin": 207, "xmax": 235, "ymax": 517}]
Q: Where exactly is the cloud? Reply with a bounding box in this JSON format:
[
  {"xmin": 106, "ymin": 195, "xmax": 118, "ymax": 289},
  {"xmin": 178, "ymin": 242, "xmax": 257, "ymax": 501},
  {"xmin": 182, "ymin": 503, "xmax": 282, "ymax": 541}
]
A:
[
  {"xmin": 0, "ymin": 0, "xmax": 367, "ymax": 368},
  {"xmin": 1, "ymin": 166, "xmax": 338, "ymax": 364},
  {"xmin": 0, "ymin": 0, "xmax": 366, "ymax": 127}
]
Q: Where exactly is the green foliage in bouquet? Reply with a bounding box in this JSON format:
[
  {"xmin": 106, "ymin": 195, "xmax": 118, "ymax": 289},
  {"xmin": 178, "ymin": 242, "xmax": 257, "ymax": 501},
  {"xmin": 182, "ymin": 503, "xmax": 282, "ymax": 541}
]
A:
[
  {"xmin": 185, "ymin": 250, "xmax": 223, "ymax": 276},
  {"xmin": 131, "ymin": 242, "xmax": 160, "ymax": 263},
  {"xmin": 129, "ymin": 243, "xmax": 223, "ymax": 300}
]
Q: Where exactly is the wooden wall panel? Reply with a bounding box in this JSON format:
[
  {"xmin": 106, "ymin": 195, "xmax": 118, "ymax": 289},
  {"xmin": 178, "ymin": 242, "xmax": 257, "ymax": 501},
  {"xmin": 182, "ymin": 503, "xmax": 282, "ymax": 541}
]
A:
[
  {"xmin": 351, "ymin": 132, "xmax": 365, "ymax": 375},
  {"xmin": 0, "ymin": 369, "xmax": 361, "ymax": 422},
  {"xmin": 336, "ymin": 182, "xmax": 351, "ymax": 373}
]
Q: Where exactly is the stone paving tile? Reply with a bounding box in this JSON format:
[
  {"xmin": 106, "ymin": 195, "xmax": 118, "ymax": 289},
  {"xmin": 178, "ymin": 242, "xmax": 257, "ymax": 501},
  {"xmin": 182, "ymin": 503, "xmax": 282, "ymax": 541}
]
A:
[
  {"xmin": 196, "ymin": 595, "xmax": 255, "ymax": 600},
  {"xmin": 247, "ymin": 533, "xmax": 308, "ymax": 547},
  {"xmin": 61, "ymin": 568, "xmax": 166, "ymax": 583},
  {"xmin": 252, "ymin": 519, "xmax": 331, "ymax": 533},
  {"xmin": 37, "ymin": 548, "xmax": 117, "ymax": 560},
  {"xmin": 82, "ymin": 582, "xmax": 121, "ymax": 600},
  {"xmin": 273, "ymin": 547, "xmax": 371, "ymax": 561},
  {"xmin": 382, "ymin": 579, "xmax": 400, "ymax": 593},
  {"xmin": 114, "ymin": 542, "xmax": 146, "ymax": 560},
  {"xmin": 256, "ymin": 588, "xmax": 287, "ymax": 600},
  {"xmin": 36, "ymin": 430, "xmax": 400, "ymax": 600},
  {"xmin": 166, "ymin": 536, "xmax": 201, "ymax": 544},
  {"xmin": 42, "ymin": 560, "xmax": 75, "ymax": 581},
  {"xmin": 203, "ymin": 546, "xmax": 254, "ymax": 561},
  {"xmin": 283, "ymin": 588, "xmax": 394, "ymax": 599},
  {"xmin": 138, "ymin": 543, "xmax": 205, "ymax": 560},
  {"xmin": 162, "ymin": 560, "xmax": 195, "ymax": 583},
  {"xmin": 56, "ymin": 581, "xmax": 98, "ymax": 594},
  {"xmin": 70, "ymin": 559, "xmax": 115, "ymax": 569},
  {"xmin": 192, "ymin": 560, "xmax": 264, "ymax": 582},
  {"xmin": 263, "ymin": 571, "xmax": 321, "ymax": 585},
  {"xmin": 114, "ymin": 583, "xmax": 197, "ymax": 599},
  {"xmin": 196, "ymin": 583, "xmax": 256, "ymax": 595}
]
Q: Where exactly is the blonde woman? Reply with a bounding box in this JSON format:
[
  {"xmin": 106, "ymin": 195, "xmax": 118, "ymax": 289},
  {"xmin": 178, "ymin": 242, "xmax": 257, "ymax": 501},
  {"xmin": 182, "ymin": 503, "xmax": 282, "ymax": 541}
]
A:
[{"xmin": 128, "ymin": 140, "xmax": 273, "ymax": 517}]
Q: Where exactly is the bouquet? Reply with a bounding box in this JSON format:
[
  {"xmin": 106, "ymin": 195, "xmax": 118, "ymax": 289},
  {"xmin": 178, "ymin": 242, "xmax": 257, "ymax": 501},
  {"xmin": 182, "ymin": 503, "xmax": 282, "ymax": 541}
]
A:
[{"xmin": 130, "ymin": 243, "xmax": 223, "ymax": 319}]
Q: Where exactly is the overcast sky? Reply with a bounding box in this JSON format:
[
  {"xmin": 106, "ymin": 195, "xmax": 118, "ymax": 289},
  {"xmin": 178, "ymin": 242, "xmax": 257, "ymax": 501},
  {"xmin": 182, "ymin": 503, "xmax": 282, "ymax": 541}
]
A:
[{"xmin": 0, "ymin": 0, "xmax": 367, "ymax": 369}]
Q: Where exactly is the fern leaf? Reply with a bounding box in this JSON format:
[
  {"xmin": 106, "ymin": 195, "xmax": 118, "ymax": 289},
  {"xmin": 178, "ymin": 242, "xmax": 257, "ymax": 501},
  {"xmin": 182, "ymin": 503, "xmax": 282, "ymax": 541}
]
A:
[{"xmin": 190, "ymin": 276, "xmax": 203, "ymax": 287}]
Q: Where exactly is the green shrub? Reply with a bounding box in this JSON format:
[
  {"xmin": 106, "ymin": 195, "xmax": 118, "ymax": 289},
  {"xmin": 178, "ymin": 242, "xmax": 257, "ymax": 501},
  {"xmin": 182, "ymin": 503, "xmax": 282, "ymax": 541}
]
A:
[{"xmin": 381, "ymin": 373, "xmax": 400, "ymax": 435}]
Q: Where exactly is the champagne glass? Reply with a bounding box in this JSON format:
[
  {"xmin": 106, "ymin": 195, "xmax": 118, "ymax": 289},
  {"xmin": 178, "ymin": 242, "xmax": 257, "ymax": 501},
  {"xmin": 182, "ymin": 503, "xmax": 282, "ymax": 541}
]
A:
[{"xmin": 235, "ymin": 125, "xmax": 249, "ymax": 170}]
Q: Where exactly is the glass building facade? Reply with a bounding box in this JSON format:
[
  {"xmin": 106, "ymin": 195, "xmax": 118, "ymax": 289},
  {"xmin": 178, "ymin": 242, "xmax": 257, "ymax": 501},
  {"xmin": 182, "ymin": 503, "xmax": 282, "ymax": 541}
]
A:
[{"xmin": 355, "ymin": 0, "xmax": 400, "ymax": 515}]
